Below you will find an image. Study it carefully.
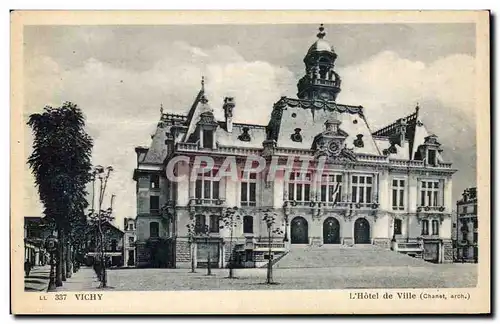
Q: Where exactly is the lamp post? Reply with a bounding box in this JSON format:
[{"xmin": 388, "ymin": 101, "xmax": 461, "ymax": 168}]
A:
[
  {"xmin": 89, "ymin": 165, "xmax": 114, "ymax": 288},
  {"xmin": 45, "ymin": 234, "xmax": 59, "ymax": 292}
]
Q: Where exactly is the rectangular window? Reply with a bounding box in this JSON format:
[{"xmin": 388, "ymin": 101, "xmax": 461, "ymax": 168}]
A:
[
  {"xmin": 149, "ymin": 196, "xmax": 160, "ymax": 214},
  {"xmin": 288, "ymin": 172, "xmax": 312, "ymax": 204},
  {"xmin": 320, "ymin": 174, "xmax": 343, "ymax": 204},
  {"xmin": 392, "ymin": 179, "xmax": 405, "ymax": 210},
  {"xmin": 431, "ymin": 220, "xmax": 439, "ymax": 235},
  {"xmin": 421, "ymin": 220, "xmax": 429, "ymax": 235},
  {"xmin": 351, "ymin": 175, "xmax": 373, "ymax": 204},
  {"xmin": 195, "ymin": 170, "xmax": 220, "ymax": 202},
  {"xmin": 394, "ymin": 219, "xmax": 402, "ymax": 235},
  {"xmin": 419, "ymin": 180, "xmax": 441, "ymax": 207},
  {"xmin": 203, "ymin": 129, "xmax": 213, "ymax": 148},
  {"xmin": 209, "ymin": 215, "xmax": 220, "ymax": 233},
  {"xmin": 150, "ymin": 174, "xmax": 160, "ymax": 189},
  {"xmin": 149, "ymin": 222, "xmax": 159, "ymax": 238},
  {"xmin": 428, "ymin": 149, "xmax": 437, "ymax": 166},
  {"xmin": 241, "ymin": 172, "xmax": 257, "ymax": 206},
  {"xmin": 195, "ymin": 215, "xmax": 206, "ymax": 233}
]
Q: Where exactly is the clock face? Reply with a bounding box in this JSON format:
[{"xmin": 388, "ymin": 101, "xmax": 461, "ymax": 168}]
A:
[
  {"xmin": 320, "ymin": 91, "xmax": 329, "ymax": 100},
  {"xmin": 328, "ymin": 141, "xmax": 341, "ymax": 155}
]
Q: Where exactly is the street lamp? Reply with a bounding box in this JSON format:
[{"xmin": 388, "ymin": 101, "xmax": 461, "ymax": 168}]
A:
[
  {"xmin": 45, "ymin": 234, "xmax": 59, "ymax": 292},
  {"xmin": 89, "ymin": 165, "xmax": 114, "ymax": 288}
]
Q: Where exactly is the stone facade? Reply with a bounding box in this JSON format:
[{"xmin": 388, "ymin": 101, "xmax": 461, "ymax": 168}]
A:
[
  {"xmin": 132, "ymin": 25, "xmax": 456, "ymax": 268},
  {"xmin": 454, "ymin": 187, "xmax": 478, "ymax": 263},
  {"xmin": 123, "ymin": 217, "xmax": 137, "ymax": 267}
]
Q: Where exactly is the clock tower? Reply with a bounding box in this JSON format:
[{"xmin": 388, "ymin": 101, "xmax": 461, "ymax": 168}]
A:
[{"xmin": 297, "ymin": 24, "xmax": 342, "ymax": 101}]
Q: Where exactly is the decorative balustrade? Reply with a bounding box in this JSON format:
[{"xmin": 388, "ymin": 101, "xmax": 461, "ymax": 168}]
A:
[
  {"xmin": 284, "ymin": 200, "xmax": 379, "ymax": 211},
  {"xmin": 176, "ymin": 142, "xmax": 262, "ymax": 156},
  {"xmin": 176, "ymin": 142, "xmax": 198, "ymax": 151},
  {"xmin": 416, "ymin": 205, "xmax": 446, "ymax": 213},
  {"xmin": 190, "ymin": 198, "xmax": 225, "ymax": 206},
  {"xmin": 389, "ymin": 159, "xmax": 452, "ymax": 169},
  {"xmin": 356, "ymin": 154, "xmax": 388, "ymax": 163},
  {"xmin": 313, "ymin": 79, "xmax": 338, "ymax": 87},
  {"xmin": 216, "ymin": 145, "xmax": 262, "ymax": 156}
]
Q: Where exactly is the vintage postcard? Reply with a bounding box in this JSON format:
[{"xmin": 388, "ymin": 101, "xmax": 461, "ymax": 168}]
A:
[{"xmin": 11, "ymin": 10, "xmax": 490, "ymax": 314}]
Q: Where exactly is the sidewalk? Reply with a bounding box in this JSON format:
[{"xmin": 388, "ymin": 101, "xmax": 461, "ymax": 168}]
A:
[
  {"xmin": 55, "ymin": 267, "xmax": 100, "ymax": 291},
  {"xmin": 24, "ymin": 265, "xmax": 50, "ymax": 292}
]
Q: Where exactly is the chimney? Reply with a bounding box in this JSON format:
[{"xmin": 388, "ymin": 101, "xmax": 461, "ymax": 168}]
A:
[{"xmin": 223, "ymin": 97, "xmax": 235, "ymax": 133}]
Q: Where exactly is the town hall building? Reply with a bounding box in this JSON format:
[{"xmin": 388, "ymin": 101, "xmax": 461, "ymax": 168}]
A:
[{"xmin": 133, "ymin": 25, "xmax": 456, "ymax": 268}]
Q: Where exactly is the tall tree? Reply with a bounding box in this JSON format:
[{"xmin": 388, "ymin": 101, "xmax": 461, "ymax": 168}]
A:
[{"xmin": 27, "ymin": 102, "xmax": 93, "ymax": 286}]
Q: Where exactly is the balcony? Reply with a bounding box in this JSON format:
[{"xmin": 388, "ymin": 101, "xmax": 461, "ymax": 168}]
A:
[
  {"xmin": 190, "ymin": 198, "xmax": 225, "ymax": 207},
  {"xmin": 417, "ymin": 206, "xmax": 446, "ymax": 213},
  {"xmin": 284, "ymin": 200, "xmax": 378, "ymax": 210}
]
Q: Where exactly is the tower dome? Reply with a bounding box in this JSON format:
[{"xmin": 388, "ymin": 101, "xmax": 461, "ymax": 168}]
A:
[
  {"xmin": 307, "ymin": 24, "xmax": 335, "ymax": 54},
  {"xmin": 297, "ymin": 24, "xmax": 341, "ymax": 101}
]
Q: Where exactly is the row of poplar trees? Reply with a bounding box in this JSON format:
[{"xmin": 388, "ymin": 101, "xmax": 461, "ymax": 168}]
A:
[{"xmin": 27, "ymin": 102, "xmax": 94, "ymax": 287}]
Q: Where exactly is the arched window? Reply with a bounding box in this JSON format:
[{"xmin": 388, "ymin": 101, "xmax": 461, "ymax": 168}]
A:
[
  {"xmin": 394, "ymin": 219, "xmax": 402, "ymax": 235},
  {"xmin": 150, "ymin": 222, "xmax": 159, "ymax": 238},
  {"xmin": 421, "ymin": 220, "xmax": 429, "ymax": 236},
  {"xmin": 243, "ymin": 216, "xmax": 253, "ymax": 234}
]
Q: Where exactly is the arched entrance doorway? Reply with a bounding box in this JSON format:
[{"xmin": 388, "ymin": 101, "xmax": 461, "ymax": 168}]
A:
[
  {"xmin": 291, "ymin": 217, "xmax": 309, "ymax": 244},
  {"xmin": 323, "ymin": 217, "xmax": 340, "ymax": 244},
  {"xmin": 354, "ymin": 218, "xmax": 370, "ymax": 244}
]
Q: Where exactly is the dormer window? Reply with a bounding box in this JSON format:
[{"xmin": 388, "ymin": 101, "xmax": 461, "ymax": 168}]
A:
[
  {"xmin": 238, "ymin": 127, "xmax": 251, "ymax": 142},
  {"xmin": 202, "ymin": 129, "xmax": 214, "ymax": 149}
]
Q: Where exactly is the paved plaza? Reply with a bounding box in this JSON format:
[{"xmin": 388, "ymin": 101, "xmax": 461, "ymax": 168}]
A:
[
  {"xmin": 53, "ymin": 263, "xmax": 476, "ymax": 291},
  {"xmin": 26, "ymin": 246, "xmax": 478, "ymax": 292}
]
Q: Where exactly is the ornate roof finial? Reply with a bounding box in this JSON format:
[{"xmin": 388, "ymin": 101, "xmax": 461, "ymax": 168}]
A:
[
  {"xmin": 415, "ymin": 102, "xmax": 420, "ymax": 113},
  {"xmin": 160, "ymin": 103, "xmax": 164, "ymax": 115},
  {"xmin": 199, "ymin": 75, "xmax": 209, "ymax": 104},
  {"xmin": 317, "ymin": 23, "xmax": 326, "ymax": 39}
]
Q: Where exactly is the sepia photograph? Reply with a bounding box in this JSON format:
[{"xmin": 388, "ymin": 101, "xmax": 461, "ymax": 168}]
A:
[{"xmin": 11, "ymin": 10, "xmax": 490, "ymax": 314}]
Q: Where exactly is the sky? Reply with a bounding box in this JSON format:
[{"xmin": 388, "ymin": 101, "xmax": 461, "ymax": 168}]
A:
[{"xmin": 23, "ymin": 23, "xmax": 477, "ymax": 229}]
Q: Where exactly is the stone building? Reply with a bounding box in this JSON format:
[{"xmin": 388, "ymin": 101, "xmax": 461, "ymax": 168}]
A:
[
  {"xmin": 24, "ymin": 216, "xmax": 52, "ymax": 266},
  {"xmin": 84, "ymin": 221, "xmax": 125, "ymax": 267},
  {"xmin": 454, "ymin": 187, "xmax": 478, "ymax": 262},
  {"xmin": 123, "ymin": 217, "xmax": 137, "ymax": 267},
  {"xmin": 133, "ymin": 25, "xmax": 456, "ymax": 268}
]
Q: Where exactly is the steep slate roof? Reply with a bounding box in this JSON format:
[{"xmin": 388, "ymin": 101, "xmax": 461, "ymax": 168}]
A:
[
  {"xmin": 266, "ymin": 97, "xmax": 382, "ymax": 155},
  {"xmin": 216, "ymin": 123, "xmax": 267, "ymax": 149},
  {"xmin": 371, "ymin": 106, "xmax": 444, "ymax": 161}
]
